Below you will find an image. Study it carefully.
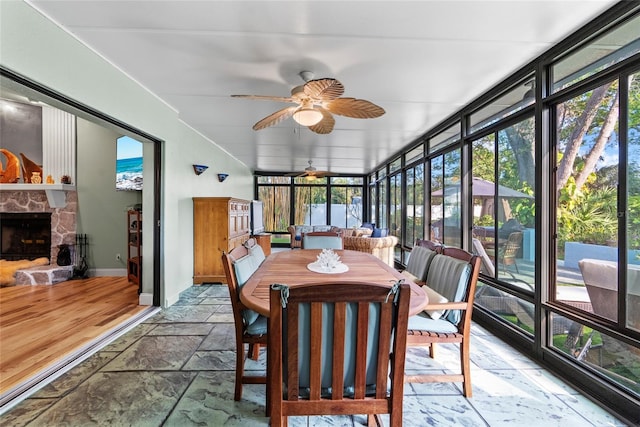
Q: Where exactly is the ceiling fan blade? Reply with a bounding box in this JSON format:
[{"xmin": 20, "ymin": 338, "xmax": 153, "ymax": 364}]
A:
[
  {"xmin": 304, "ymin": 78, "xmax": 345, "ymax": 101},
  {"xmin": 308, "ymin": 109, "xmax": 335, "ymax": 134},
  {"xmin": 324, "ymin": 97, "xmax": 385, "ymax": 118},
  {"xmin": 252, "ymin": 106, "xmax": 297, "ymax": 130},
  {"xmin": 231, "ymin": 94, "xmax": 296, "ymax": 103}
]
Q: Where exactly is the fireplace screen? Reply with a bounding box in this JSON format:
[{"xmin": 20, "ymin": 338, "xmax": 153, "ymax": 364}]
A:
[{"xmin": 0, "ymin": 213, "xmax": 52, "ymax": 260}]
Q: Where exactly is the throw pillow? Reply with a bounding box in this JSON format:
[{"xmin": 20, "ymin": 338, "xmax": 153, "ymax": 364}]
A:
[{"xmin": 423, "ymin": 286, "xmax": 449, "ymax": 320}]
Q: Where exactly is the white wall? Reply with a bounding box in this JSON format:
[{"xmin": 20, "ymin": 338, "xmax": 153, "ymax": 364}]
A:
[{"xmin": 0, "ymin": 2, "xmax": 254, "ymax": 306}]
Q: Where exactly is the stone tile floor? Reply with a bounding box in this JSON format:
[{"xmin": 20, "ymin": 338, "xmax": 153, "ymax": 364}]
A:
[{"xmin": 1, "ymin": 284, "xmax": 628, "ymax": 426}]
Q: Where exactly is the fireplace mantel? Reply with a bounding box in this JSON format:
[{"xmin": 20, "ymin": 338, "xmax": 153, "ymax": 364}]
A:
[{"xmin": 0, "ymin": 183, "xmax": 76, "ymax": 208}]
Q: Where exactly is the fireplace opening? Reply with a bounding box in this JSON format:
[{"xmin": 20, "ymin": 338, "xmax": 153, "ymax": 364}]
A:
[{"xmin": 0, "ymin": 213, "xmax": 52, "ymax": 261}]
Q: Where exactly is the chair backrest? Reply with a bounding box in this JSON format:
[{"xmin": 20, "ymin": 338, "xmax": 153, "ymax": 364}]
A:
[
  {"xmin": 472, "ymin": 238, "xmax": 496, "ymax": 277},
  {"xmin": 426, "ymin": 247, "xmax": 480, "ymax": 328},
  {"xmin": 268, "ymin": 281, "xmax": 409, "ymax": 421},
  {"xmin": 222, "ymin": 242, "xmax": 266, "ymax": 328},
  {"xmin": 302, "ymin": 232, "xmax": 343, "ymax": 250},
  {"xmin": 502, "ymin": 231, "xmax": 523, "ymax": 258},
  {"xmin": 578, "ymin": 258, "xmax": 618, "ymax": 321},
  {"xmin": 405, "ymin": 245, "xmax": 439, "ymax": 283}
]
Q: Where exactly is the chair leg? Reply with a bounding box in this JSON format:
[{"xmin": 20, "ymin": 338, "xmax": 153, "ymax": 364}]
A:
[
  {"xmin": 235, "ymin": 342, "xmax": 245, "ymax": 401},
  {"xmin": 429, "ymin": 343, "xmax": 436, "ymax": 359},
  {"xmin": 460, "ymin": 340, "xmax": 472, "ymax": 398},
  {"xmin": 368, "ymin": 414, "xmax": 384, "ymax": 426},
  {"xmin": 249, "ymin": 343, "xmax": 260, "ymax": 360}
]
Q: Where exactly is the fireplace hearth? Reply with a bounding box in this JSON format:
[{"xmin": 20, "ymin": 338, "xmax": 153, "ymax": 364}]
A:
[{"xmin": 0, "ymin": 212, "xmax": 52, "ymax": 260}]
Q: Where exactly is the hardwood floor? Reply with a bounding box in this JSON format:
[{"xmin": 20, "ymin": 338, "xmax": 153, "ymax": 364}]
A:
[{"xmin": 0, "ymin": 277, "xmax": 149, "ymax": 396}]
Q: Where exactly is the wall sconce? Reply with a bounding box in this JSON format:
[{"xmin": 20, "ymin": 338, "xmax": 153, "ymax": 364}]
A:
[
  {"xmin": 217, "ymin": 173, "xmax": 229, "ymax": 182},
  {"xmin": 193, "ymin": 164, "xmax": 209, "ymax": 175}
]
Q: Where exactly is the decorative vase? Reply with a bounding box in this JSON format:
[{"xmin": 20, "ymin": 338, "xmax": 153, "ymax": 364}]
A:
[
  {"xmin": 30, "ymin": 171, "xmax": 42, "ymax": 184},
  {"xmin": 46, "ymin": 174, "xmax": 54, "ymax": 184}
]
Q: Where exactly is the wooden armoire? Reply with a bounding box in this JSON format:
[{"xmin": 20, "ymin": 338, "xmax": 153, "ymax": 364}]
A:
[{"xmin": 193, "ymin": 197, "xmax": 250, "ymax": 284}]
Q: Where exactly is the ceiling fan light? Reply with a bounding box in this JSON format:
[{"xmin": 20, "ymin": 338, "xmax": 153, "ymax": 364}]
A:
[
  {"xmin": 293, "ymin": 108, "xmax": 323, "ymax": 126},
  {"xmin": 304, "ymin": 174, "xmax": 316, "ymax": 181}
]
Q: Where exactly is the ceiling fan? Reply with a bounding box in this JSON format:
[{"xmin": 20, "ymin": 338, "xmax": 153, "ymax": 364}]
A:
[
  {"xmin": 285, "ymin": 160, "xmax": 337, "ymax": 180},
  {"xmin": 231, "ymin": 71, "xmax": 385, "ymax": 134}
]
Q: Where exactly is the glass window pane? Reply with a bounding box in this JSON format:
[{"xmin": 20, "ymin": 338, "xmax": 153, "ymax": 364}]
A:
[
  {"xmin": 552, "ymin": 13, "xmax": 640, "ymax": 93},
  {"xmin": 496, "ymin": 118, "xmax": 535, "ymax": 287},
  {"xmin": 550, "ymin": 313, "xmax": 640, "ymax": 397},
  {"xmin": 389, "ymin": 173, "xmax": 402, "ymax": 238},
  {"xmin": 469, "ymin": 77, "xmax": 535, "ymax": 134},
  {"xmin": 554, "ymin": 80, "xmax": 619, "ymax": 321},
  {"xmin": 390, "ymin": 157, "xmax": 402, "ymax": 173},
  {"xmin": 294, "ymin": 186, "xmax": 327, "ymax": 226},
  {"xmin": 404, "ymin": 163, "xmax": 425, "ymax": 247},
  {"xmin": 330, "ymin": 185, "xmax": 362, "ymax": 228},
  {"xmin": 331, "ymin": 176, "xmax": 363, "ymax": 185},
  {"xmin": 258, "ymin": 178, "xmax": 291, "ymax": 233},
  {"xmin": 627, "ymin": 71, "xmax": 640, "ymax": 331},
  {"xmin": 472, "ymin": 134, "xmax": 498, "ymax": 278},
  {"xmin": 429, "ymin": 122, "xmax": 460, "ymax": 153},
  {"xmin": 475, "ymin": 281, "xmax": 534, "ymax": 335},
  {"xmin": 432, "ymin": 149, "xmax": 463, "ymax": 248},
  {"xmin": 430, "ymin": 156, "xmax": 444, "ymax": 241},
  {"xmin": 406, "ymin": 145, "xmax": 423, "ymax": 164}
]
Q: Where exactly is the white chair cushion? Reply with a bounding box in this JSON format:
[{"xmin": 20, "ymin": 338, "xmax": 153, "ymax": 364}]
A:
[
  {"xmin": 408, "ymin": 312, "xmax": 459, "ymax": 333},
  {"xmin": 423, "ymin": 286, "xmax": 449, "ymax": 320}
]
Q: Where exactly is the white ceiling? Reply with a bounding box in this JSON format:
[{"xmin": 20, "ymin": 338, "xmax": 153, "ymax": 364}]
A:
[{"xmin": 26, "ymin": 0, "xmax": 617, "ymax": 175}]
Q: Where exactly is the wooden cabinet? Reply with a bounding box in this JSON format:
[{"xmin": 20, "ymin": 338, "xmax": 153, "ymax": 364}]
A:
[
  {"xmin": 193, "ymin": 197, "xmax": 250, "ymax": 284},
  {"xmin": 127, "ymin": 209, "xmax": 142, "ymax": 290}
]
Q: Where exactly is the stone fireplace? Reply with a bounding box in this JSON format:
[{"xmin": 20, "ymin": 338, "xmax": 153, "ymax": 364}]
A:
[{"xmin": 0, "ymin": 190, "xmax": 77, "ymax": 264}]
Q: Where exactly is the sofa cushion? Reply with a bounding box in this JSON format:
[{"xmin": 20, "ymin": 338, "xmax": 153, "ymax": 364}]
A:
[
  {"xmin": 313, "ymin": 225, "xmax": 332, "ymax": 232},
  {"xmin": 372, "ymin": 227, "xmax": 388, "ymax": 237}
]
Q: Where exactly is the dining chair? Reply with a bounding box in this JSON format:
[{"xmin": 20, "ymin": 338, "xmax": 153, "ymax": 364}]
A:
[
  {"xmin": 221, "ymin": 244, "xmax": 268, "ymax": 401},
  {"xmin": 405, "ymin": 247, "xmax": 481, "ymax": 397},
  {"xmin": 401, "ymin": 241, "xmax": 441, "ymax": 286},
  {"xmin": 302, "ymin": 231, "xmax": 343, "ymax": 250},
  {"xmin": 268, "ymin": 280, "xmax": 410, "ymax": 426}
]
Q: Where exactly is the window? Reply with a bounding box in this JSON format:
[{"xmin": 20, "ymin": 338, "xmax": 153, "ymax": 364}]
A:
[
  {"xmin": 257, "ymin": 177, "xmax": 291, "ymax": 233},
  {"xmin": 429, "ymin": 149, "xmax": 462, "ymax": 248},
  {"xmin": 404, "ymin": 163, "xmax": 424, "ymax": 247},
  {"xmin": 551, "ymin": 12, "xmax": 640, "ymax": 93},
  {"xmin": 329, "ymin": 177, "xmax": 363, "ymax": 228},
  {"xmin": 429, "ymin": 122, "xmax": 460, "ymax": 154}
]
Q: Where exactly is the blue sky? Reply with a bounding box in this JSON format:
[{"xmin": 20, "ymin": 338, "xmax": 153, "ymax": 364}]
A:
[{"xmin": 116, "ymin": 136, "xmax": 143, "ymax": 160}]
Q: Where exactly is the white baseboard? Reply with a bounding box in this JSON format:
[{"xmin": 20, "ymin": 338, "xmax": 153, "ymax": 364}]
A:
[{"xmin": 138, "ymin": 293, "xmax": 153, "ymax": 306}]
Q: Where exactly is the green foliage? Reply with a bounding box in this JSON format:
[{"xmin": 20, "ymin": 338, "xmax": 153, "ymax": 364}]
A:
[
  {"xmin": 557, "ymin": 179, "xmax": 618, "ymax": 249},
  {"xmin": 628, "ymin": 195, "xmax": 640, "ymax": 250},
  {"xmin": 475, "ymin": 214, "xmax": 494, "ymax": 227}
]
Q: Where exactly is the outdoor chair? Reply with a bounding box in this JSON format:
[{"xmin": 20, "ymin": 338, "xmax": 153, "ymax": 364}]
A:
[
  {"xmin": 302, "ymin": 231, "xmax": 343, "ymax": 250},
  {"xmin": 486, "ymin": 231, "xmax": 523, "ymax": 273},
  {"xmin": 405, "ymin": 247, "xmax": 481, "ymax": 397},
  {"xmin": 221, "ymin": 243, "xmax": 268, "ymax": 401},
  {"xmin": 268, "ymin": 281, "xmax": 410, "ymax": 426}
]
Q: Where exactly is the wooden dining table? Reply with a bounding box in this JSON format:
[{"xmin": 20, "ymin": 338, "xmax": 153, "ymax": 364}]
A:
[{"xmin": 240, "ymin": 249, "xmax": 428, "ymax": 316}]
